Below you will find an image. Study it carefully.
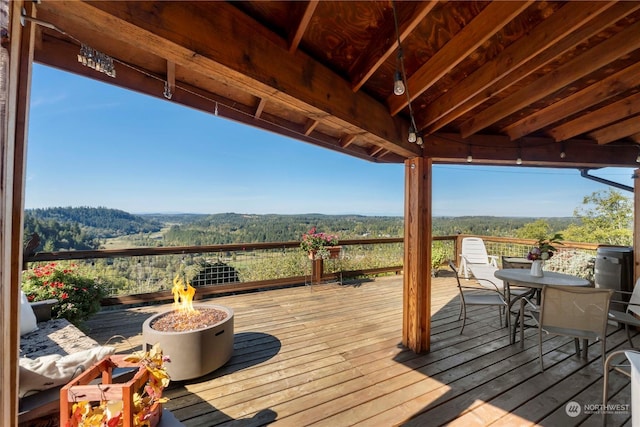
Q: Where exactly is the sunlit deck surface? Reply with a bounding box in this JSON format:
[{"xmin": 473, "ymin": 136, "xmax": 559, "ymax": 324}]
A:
[{"xmin": 84, "ymin": 272, "xmax": 635, "ymax": 426}]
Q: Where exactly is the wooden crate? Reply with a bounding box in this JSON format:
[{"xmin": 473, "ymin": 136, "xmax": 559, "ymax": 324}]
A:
[{"xmin": 60, "ymin": 354, "xmax": 162, "ymax": 427}]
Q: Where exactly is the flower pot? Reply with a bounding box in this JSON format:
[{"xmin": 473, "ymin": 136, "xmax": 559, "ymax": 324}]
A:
[
  {"xmin": 530, "ymin": 260, "xmax": 544, "ymax": 277},
  {"xmin": 308, "ymin": 246, "xmax": 342, "ymax": 260}
]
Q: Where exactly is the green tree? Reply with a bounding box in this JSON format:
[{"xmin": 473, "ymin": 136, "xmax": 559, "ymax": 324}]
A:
[
  {"xmin": 561, "ymin": 189, "xmax": 632, "ymax": 245},
  {"xmin": 514, "ymin": 219, "xmax": 553, "ymax": 240}
]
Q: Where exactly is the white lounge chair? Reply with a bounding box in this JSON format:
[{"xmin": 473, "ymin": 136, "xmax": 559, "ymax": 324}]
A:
[{"xmin": 459, "ymin": 237, "xmax": 498, "ymax": 279}]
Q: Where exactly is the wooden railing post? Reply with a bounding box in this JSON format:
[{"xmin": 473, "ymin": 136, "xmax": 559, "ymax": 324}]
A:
[
  {"xmin": 311, "ymin": 258, "xmax": 323, "ymax": 285},
  {"xmin": 454, "ymin": 234, "xmax": 464, "ymax": 268}
]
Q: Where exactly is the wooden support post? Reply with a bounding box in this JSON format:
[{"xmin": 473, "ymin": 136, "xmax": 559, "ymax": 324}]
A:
[
  {"xmin": 402, "ymin": 157, "xmax": 432, "ymax": 353},
  {"xmin": 1, "ymin": 1, "xmax": 33, "ymax": 424},
  {"xmin": 634, "ymin": 168, "xmax": 640, "ymax": 283}
]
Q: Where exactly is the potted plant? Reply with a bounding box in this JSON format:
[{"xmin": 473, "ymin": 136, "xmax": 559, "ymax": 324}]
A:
[
  {"xmin": 527, "ymin": 233, "xmax": 563, "ymax": 277},
  {"xmin": 300, "ymin": 227, "xmax": 340, "ymax": 260}
]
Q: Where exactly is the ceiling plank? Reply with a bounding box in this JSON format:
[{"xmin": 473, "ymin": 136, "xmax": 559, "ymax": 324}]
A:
[
  {"xmin": 549, "ymin": 92, "xmax": 640, "ymax": 142},
  {"xmin": 424, "ymin": 2, "xmax": 640, "ymax": 134},
  {"xmin": 38, "ymin": 1, "xmax": 421, "ymax": 159},
  {"xmin": 386, "ymin": 1, "xmax": 532, "ymax": 116},
  {"xmin": 461, "ymin": 14, "xmax": 640, "ymax": 138},
  {"xmin": 288, "ymin": 0, "xmax": 318, "ymax": 54},
  {"xmin": 588, "ymin": 115, "xmax": 640, "ymax": 145},
  {"xmin": 504, "ymin": 61, "xmax": 640, "ymax": 140},
  {"xmin": 415, "ymin": 2, "xmax": 614, "ymax": 133},
  {"xmin": 349, "ymin": 1, "xmax": 436, "ymax": 92}
]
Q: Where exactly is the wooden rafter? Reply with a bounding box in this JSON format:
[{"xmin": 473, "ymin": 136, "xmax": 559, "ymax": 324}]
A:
[
  {"xmin": 288, "ymin": 0, "xmax": 318, "ymax": 53},
  {"xmin": 369, "ymin": 145, "xmax": 385, "ymax": 157},
  {"xmin": 387, "ymin": 1, "xmax": 531, "ymax": 116},
  {"xmin": 166, "ymin": 60, "xmax": 175, "ymax": 97},
  {"xmin": 254, "ymin": 97, "xmax": 267, "ymax": 119},
  {"xmin": 349, "ymin": 1, "xmax": 436, "ymax": 92},
  {"xmin": 340, "ymin": 134, "xmax": 357, "ymax": 148},
  {"xmin": 303, "ymin": 119, "xmax": 319, "ymax": 136},
  {"xmin": 504, "ymin": 61, "xmax": 640, "ymax": 141},
  {"xmin": 422, "ymin": 2, "xmax": 640, "ymax": 135},
  {"xmin": 462, "ymin": 15, "xmax": 640, "ymax": 138},
  {"xmin": 415, "ymin": 2, "xmax": 615, "ymax": 133},
  {"xmin": 549, "ymin": 92, "xmax": 640, "ymax": 142},
  {"xmin": 588, "ymin": 115, "xmax": 640, "ymax": 145}
]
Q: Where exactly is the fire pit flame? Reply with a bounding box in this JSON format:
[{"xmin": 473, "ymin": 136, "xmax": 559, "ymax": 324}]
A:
[{"xmin": 172, "ymin": 274, "xmax": 198, "ymax": 314}]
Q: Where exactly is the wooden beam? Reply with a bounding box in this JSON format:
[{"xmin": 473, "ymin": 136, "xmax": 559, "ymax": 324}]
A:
[
  {"xmin": 387, "ymin": 1, "xmax": 531, "ymax": 116},
  {"xmin": 415, "ymin": 2, "xmax": 614, "ymax": 132},
  {"xmin": 37, "ymin": 1, "xmax": 421, "ymax": 159},
  {"xmin": 504, "ymin": 61, "xmax": 640, "ymax": 140},
  {"xmin": 461, "ymin": 15, "xmax": 640, "ymax": 138},
  {"xmin": 424, "ymin": 133, "xmax": 640, "ymax": 168},
  {"xmin": 424, "ymin": 2, "xmax": 640, "ymax": 135},
  {"xmin": 403, "ymin": 156, "xmax": 432, "ymax": 353},
  {"xmin": 549, "ymin": 92, "xmax": 640, "ymax": 142},
  {"xmin": 588, "ymin": 114, "xmax": 640, "ymax": 145},
  {"xmin": 349, "ymin": 1, "xmax": 436, "ymax": 92},
  {"xmin": 288, "ymin": 0, "xmax": 318, "ymax": 53}
]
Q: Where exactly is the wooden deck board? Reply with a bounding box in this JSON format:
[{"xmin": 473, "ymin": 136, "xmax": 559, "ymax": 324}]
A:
[{"xmin": 82, "ymin": 273, "xmax": 634, "ymax": 426}]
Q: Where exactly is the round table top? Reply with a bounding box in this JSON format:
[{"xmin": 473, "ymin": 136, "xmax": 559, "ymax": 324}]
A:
[{"xmin": 494, "ymin": 268, "xmax": 590, "ymax": 289}]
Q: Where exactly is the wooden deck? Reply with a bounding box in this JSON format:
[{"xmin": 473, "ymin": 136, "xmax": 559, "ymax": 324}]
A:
[{"xmin": 83, "ymin": 272, "xmax": 635, "ymax": 426}]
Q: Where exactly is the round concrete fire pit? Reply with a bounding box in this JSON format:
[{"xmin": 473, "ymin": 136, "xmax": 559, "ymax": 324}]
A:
[{"xmin": 142, "ymin": 304, "xmax": 234, "ymax": 381}]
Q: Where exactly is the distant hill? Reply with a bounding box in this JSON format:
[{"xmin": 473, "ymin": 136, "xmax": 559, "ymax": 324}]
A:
[{"xmin": 26, "ymin": 206, "xmax": 163, "ymax": 238}]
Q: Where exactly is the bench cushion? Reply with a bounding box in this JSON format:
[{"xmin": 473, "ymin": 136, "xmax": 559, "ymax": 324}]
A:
[{"xmin": 19, "ymin": 345, "xmax": 115, "ymax": 398}]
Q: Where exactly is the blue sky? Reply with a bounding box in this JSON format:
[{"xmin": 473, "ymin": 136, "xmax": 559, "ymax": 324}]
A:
[{"xmin": 25, "ymin": 64, "xmax": 635, "ymax": 217}]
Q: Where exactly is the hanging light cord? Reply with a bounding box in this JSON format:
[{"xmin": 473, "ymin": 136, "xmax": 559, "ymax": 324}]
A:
[{"xmin": 391, "ymin": 0, "xmax": 420, "ymax": 141}]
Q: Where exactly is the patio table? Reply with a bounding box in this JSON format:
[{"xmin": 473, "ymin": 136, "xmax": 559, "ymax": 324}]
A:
[{"xmin": 494, "ymin": 268, "xmax": 590, "ymax": 346}]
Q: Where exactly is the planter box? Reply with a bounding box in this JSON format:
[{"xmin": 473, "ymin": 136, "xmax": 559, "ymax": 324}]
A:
[
  {"xmin": 60, "ymin": 354, "xmax": 162, "ymax": 427},
  {"xmin": 308, "ymin": 245, "xmax": 342, "ymax": 260}
]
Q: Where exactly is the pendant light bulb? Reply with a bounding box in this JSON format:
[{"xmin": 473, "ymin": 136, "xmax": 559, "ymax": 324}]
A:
[
  {"xmin": 560, "ymin": 151, "xmax": 566, "ymax": 159},
  {"xmin": 516, "ymin": 157, "xmax": 522, "ymax": 165},
  {"xmin": 416, "ymin": 134, "xmax": 424, "ymax": 146},
  {"xmin": 636, "ymin": 153, "xmax": 640, "ymax": 163},
  {"xmin": 393, "ymin": 70, "xmax": 405, "ymax": 96},
  {"xmin": 467, "ymin": 155, "xmax": 473, "ymax": 163},
  {"xmin": 408, "ymin": 125, "xmax": 417, "ymax": 143}
]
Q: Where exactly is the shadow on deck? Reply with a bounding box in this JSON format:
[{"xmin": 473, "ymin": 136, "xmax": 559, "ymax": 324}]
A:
[{"xmin": 82, "ymin": 272, "xmax": 634, "ymax": 426}]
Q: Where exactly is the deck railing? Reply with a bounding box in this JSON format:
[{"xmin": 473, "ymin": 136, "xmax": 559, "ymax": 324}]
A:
[{"xmin": 24, "ymin": 235, "xmax": 600, "ymax": 306}]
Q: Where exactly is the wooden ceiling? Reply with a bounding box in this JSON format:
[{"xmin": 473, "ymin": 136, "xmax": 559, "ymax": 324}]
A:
[{"xmin": 28, "ymin": 1, "xmax": 640, "ymax": 168}]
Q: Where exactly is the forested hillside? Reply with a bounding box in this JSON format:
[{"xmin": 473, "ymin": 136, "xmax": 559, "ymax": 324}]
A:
[
  {"xmin": 20, "ymin": 208, "xmax": 583, "ymax": 251},
  {"xmin": 26, "ymin": 206, "xmax": 162, "ymax": 237}
]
